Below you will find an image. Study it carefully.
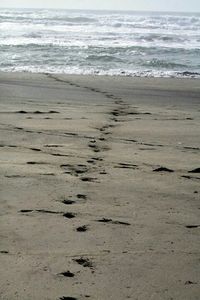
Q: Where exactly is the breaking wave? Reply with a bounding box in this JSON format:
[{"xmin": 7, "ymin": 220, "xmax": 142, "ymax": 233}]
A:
[{"xmin": 0, "ymin": 8, "xmax": 200, "ymax": 78}]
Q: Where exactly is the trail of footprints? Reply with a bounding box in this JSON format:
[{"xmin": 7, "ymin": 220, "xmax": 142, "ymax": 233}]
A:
[
  {"xmin": 16, "ymin": 78, "xmax": 134, "ymax": 300},
  {"xmin": 14, "ymin": 77, "xmax": 199, "ymax": 299}
]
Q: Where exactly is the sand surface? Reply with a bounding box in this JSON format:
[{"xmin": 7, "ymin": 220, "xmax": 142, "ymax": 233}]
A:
[{"xmin": 0, "ymin": 72, "xmax": 200, "ymax": 300}]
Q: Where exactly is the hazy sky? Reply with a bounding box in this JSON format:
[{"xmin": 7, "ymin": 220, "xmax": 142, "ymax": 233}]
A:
[{"xmin": 0, "ymin": 0, "xmax": 200, "ymax": 12}]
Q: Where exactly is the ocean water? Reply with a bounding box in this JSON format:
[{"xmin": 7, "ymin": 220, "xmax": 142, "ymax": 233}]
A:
[{"xmin": 0, "ymin": 8, "xmax": 200, "ymax": 78}]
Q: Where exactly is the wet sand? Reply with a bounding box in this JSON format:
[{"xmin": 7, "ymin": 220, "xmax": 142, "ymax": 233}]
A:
[{"xmin": 0, "ymin": 72, "xmax": 200, "ymax": 300}]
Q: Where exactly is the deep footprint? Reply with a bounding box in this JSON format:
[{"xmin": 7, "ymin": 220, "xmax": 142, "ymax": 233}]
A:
[
  {"xmin": 76, "ymin": 225, "xmax": 88, "ymax": 232},
  {"xmin": 59, "ymin": 271, "xmax": 75, "ymax": 278},
  {"xmin": 62, "ymin": 200, "xmax": 75, "ymax": 205},
  {"xmin": 0, "ymin": 250, "xmax": 9, "ymax": 254},
  {"xmin": 63, "ymin": 212, "xmax": 76, "ymax": 219},
  {"xmin": 74, "ymin": 257, "xmax": 93, "ymax": 268},
  {"xmin": 59, "ymin": 297, "xmax": 78, "ymax": 300},
  {"xmin": 188, "ymin": 168, "xmax": 200, "ymax": 173},
  {"xmin": 185, "ymin": 225, "xmax": 200, "ymax": 229},
  {"xmin": 153, "ymin": 167, "xmax": 174, "ymax": 172},
  {"xmin": 19, "ymin": 209, "xmax": 34, "ymax": 213},
  {"xmin": 81, "ymin": 177, "xmax": 96, "ymax": 182}
]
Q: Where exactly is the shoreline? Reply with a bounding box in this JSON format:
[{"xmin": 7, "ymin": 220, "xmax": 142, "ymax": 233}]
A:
[
  {"xmin": 0, "ymin": 72, "xmax": 199, "ymax": 299},
  {"xmin": 1, "ymin": 70, "xmax": 200, "ymax": 89},
  {"xmin": 1, "ymin": 70, "xmax": 200, "ymax": 80}
]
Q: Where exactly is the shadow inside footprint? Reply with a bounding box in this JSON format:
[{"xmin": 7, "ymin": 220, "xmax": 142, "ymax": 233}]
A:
[
  {"xmin": 59, "ymin": 297, "xmax": 78, "ymax": 300},
  {"xmin": 62, "ymin": 200, "xmax": 75, "ymax": 205},
  {"xmin": 36, "ymin": 209, "xmax": 61, "ymax": 214},
  {"xmin": 77, "ymin": 194, "xmax": 87, "ymax": 200},
  {"xmin": 74, "ymin": 257, "xmax": 93, "ymax": 268},
  {"xmin": 185, "ymin": 225, "xmax": 200, "ymax": 229},
  {"xmin": 59, "ymin": 271, "xmax": 75, "ymax": 278},
  {"xmin": 185, "ymin": 281, "xmax": 197, "ymax": 285},
  {"xmin": 6, "ymin": 175, "xmax": 25, "ymax": 178},
  {"xmin": 20, "ymin": 209, "xmax": 62, "ymax": 215},
  {"xmin": 100, "ymin": 171, "xmax": 107, "ymax": 175},
  {"xmin": 0, "ymin": 250, "xmax": 9, "ymax": 254},
  {"xmin": 48, "ymin": 110, "xmax": 59, "ymax": 114},
  {"xmin": 81, "ymin": 177, "xmax": 97, "ymax": 182},
  {"xmin": 63, "ymin": 212, "xmax": 76, "ymax": 219},
  {"xmin": 115, "ymin": 163, "xmax": 138, "ymax": 169},
  {"xmin": 97, "ymin": 218, "xmax": 130, "ymax": 226},
  {"xmin": 182, "ymin": 175, "xmax": 200, "ymax": 180},
  {"xmin": 91, "ymin": 157, "xmax": 103, "ymax": 162},
  {"xmin": 16, "ymin": 110, "xmax": 27, "ymax": 114},
  {"xmin": 188, "ymin": 168, "xmax": 200, "ymax": 173},
  {"xmin": 153, "ymin": 167, "xmax": 174, "ymax": 173},
  {"xmin": 33, "ymin": 111, "xmax": 44, "ymax": 114},
  {"xmin": 87, "ymin": 159, "xmax": 95, "ymax": 164},
  {"xmin": 30, "ymin": 148, "xmax": 41, "ymax": 152},
  {"xmin": 61, "ymin": 164, "xmax": 88, "ymax": 176},
  {"xmin": 20, "ymin": 209, "xmax": 33, "ymax": 213},
  {"xmin": 76, "ymin": 225, "xmax": 88, "ymax": 232}
]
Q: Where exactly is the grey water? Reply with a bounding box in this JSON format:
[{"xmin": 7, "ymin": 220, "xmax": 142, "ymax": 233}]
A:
[{"xmin": 0, "ymin": 8, "xmax": 200, "ymax": 77}]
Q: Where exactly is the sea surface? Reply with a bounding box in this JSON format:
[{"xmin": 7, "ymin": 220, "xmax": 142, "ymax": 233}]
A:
[{"xmin": 0, "ymin": 8, "xmax": 200, "ymax": 78}]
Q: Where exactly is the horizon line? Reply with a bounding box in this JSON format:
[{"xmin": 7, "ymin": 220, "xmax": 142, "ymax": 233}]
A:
[{"xmin": 0, "ymin": 7, "xmax": 200, "ymax": 14}]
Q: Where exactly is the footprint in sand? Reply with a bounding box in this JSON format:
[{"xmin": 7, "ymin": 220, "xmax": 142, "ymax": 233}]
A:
[
  {"xmin": 63, "ymin": 212, "xmax": 76, "ymax": 219},
  {"xmin": 77, "ymin": 194, "xmax": 87, "ymax": 200},
  {"xmin": 153, "ymin": 167, "xmax": 174, "ymax": 173},
  {"xmin": 81, "ymin": 177, "xmax": 97, "ymax": 182},
  {"xmin": 97, "ymin": 218, "xmax": 130, "ymax": 226},
  {"xmin": 59, "ymin": 297, "xmax": 78, "ymax": 300},
  {"xmin": 115, "ymin": 163, "xmax": 138, "ymax": 170},
  {"xmin": 61, "ymin": 164, "xmax": 89, "ymax": 176},
  {"xmin": 0, "ymin": 250, "xmax": 9, "ymax": 254},
  {"xmin": 185, "ymin": 225, "xmax": 200, "ymax": 229},
  {"xmin": 73, "ymin": 257, "xmax": 93, "ymax": 269},
  {"xmin": 58, "ymin": 271, "xmax": 75, "ymax": 278},
  {"xmin": 188, "ymin": 168, "xmax": 200, "ymax": 173},
  {"xmin": 76, "ymin": 225, "xmax": 88, "ymax": 232},
  {"xmin": 62, "ymin": 200, "xmax": 76, "ymax": 205}
]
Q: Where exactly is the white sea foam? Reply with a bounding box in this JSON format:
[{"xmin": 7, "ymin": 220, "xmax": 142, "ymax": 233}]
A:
[{"xmin": 0, "ymin": 9, "xmax": 200, "ymax": 78}]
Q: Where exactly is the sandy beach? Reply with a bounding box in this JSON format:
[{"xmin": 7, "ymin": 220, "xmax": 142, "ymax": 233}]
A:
[{"xmin": 0, "ymin": 72, "xmax": 199, "ymax": 300}]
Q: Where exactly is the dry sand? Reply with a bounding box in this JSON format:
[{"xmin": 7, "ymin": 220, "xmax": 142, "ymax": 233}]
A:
[{"xmin": 0, "ymin": 72, "xmax": 200, "ymax": 300}]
